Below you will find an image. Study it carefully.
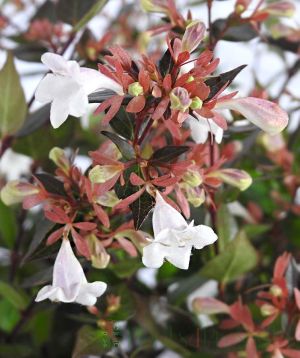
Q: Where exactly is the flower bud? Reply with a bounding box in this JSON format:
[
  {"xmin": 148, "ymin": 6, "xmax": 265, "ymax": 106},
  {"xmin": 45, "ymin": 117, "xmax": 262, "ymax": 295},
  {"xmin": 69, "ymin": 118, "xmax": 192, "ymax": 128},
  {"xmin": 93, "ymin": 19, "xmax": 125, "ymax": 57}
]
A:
[
  {"xmin": 260, "ymin": 303, "xmax": 277, "ymax": 317},
  {"xmin": 208, "ymin": 169, "xmax": 252, "ymax": 191},
  {"xmin": 192, "ymin": 297, "xmax": 229, "ymax": 315},
  {"xmin": 190, "ymin": 96, "xmax": 203, "ymax": 110},
  {"xmin": 1, "ymin": 180, "xmax": 39, "ymax": 205},
  {"xmin": 87, "ymin": 234, "xmax": 110, "ymax": 269},
  {"xmin": 182, "ymin": 170, "xmax": 202, "ymax": 187},
  {"xmin": 270, "ymin": 284, "xmax": 283, "ymax": 297},
  {"xmin": 261, "ymin": 1, "xmax": 295, "ymax": 18},
  {"xmin": 128, "ymin": 82, "xmax": 144, "ymax": 97},
  {"xmin": 182, "ymin": 20, "xmax": 206, "ymax": 53},
  {"xmin": 216, "ymin": 97, "xmax": 289, "ymax": 135},
  {"xmin": 88, "ymin": 164, "xmax": 123, "ymax": 184},
  {"xmin": 140, "ymin": 0, "xmax": 167, "ymax": 13},
  {"xmin": 49, "ymin": 147, "xmax": 70, "ymax": 174},
  {"xmin": 170, "ymin": 87, "xmax": 192, "ymax": 113},
  {"xmin": 187, "ymin": 75, "xmax": 195, "ymax": 83}
]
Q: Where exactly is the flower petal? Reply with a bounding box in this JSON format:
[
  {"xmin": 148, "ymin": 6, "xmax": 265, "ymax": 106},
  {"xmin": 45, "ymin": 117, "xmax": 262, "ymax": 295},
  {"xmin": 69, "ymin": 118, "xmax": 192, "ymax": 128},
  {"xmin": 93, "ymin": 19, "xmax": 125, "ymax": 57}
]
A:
[
  {"xmin": 187, "ymin": 224, "xmax": 218, "ymax": 249},
  {"xmin": 166, "ymin": 245, "xmax": 192, "ymax": 270},
  {"xmin": 153, "ymin": 192, "xmax": 188, "ymax": 236},
  {"xmin": 76, "ymin": 282, "xmax": 107, "ymax": 305},
  {"xmin": 79, "ymin": 68, "xmax": 123, "ymax": 95},
  {"xmin": 142, "ymin": 242, "xmax": 166, "ymax": 268},
  {"xmin": 41, "ymin": 52, "xmax": 69, "ymax": 75},
  {"xmin": 216, "ymin": 97, "xmax": 288, "ymax": 135}
]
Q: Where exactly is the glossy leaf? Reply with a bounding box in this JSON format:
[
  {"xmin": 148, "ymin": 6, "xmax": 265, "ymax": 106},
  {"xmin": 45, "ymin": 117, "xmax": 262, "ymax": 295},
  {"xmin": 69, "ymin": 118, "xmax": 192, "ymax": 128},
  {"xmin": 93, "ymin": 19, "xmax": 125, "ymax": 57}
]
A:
[
  {"xmin": 101, "ymin": 130, "xmax": 135, "ymax": 160},
  {"xmin": 56, "ymin": 0, "xmax": 107, "ymax": 30},
  {"xmin": 109, "ymin": 106, "xmax": 135, "ymax": 140},
  {"xmin": 150, "ymin": 145, "xmax": 190, "ymax": 163},
  {"xmin": 34, "ymin": 173, "xmax": 66, "ymax": 196},
  {"xmin": 0, "ymin": 53, "xmax": 27, "ymax": 136},
  {"xmin": 205, "ymin": 65, "xmax": 246, "ymax": 101},
  {"xmin": 200, "ymin": 231, "xmax": 258, "ymax": 284},
  {"xmin": 212, "ymin": 19, "xmax": 258, "ymax": 42},
  {"xmin": 0, "ymin": 281, "xmax": 29, "ymax": 310}
]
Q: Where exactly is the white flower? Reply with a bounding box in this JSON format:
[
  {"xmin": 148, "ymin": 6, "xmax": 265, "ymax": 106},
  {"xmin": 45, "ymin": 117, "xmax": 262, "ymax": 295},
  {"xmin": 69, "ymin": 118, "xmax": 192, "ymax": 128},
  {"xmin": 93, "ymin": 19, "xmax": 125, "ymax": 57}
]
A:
[
  {"xmin": 35, "ymin": 239, "xmax": 107, "ymax": 305},
  {"xmin": 187, "ymin": 114, "xmax": 223, "ymax": 144},
  {"xmin": 35, "ymin": 53, "xmax": 123, "ymax": 129},
  {"xmin": 142, "ymin": 193, "xmax": 218, "ymax": 270},
  {"xmin": 216, "ymin": 97, "xmax": 288, "ymax": 135}
]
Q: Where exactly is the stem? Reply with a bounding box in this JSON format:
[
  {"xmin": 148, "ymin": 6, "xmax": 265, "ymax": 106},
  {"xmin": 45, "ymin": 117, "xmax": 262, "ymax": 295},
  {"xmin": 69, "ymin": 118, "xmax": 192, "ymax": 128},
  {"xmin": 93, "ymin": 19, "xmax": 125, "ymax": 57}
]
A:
[
  {"xmin": 208, "ymin": 133, "xmax": 218, "ymax": 256},
  {"xmin": 137, "ymin": 118, "xmax": 154, "ymax": 146},
  {"xmin": 207, "ymin": 0, "xmax": 213, "ymax": 49}
]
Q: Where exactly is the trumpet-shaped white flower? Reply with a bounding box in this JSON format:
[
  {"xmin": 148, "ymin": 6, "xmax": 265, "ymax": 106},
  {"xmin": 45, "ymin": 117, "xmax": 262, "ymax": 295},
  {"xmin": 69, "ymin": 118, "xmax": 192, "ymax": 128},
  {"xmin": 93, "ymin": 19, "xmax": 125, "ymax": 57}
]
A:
[
  {"xmin": 187, "ymin": 114, "xmax": 223, "ymax": 144},
  {"xmin": 142, "ymin": 193, "xmax": 218, "ymax": 270},
  {"xmin": 35, "ymin": 239, "xmax": 107, "ymax": 305},
  {"xmin": 35, "ymin": 53, "xmax": 123, "ymax": 129},
  {"xmin": 216, "ymin": 97, "xmax": 288, "ymax": 135}
]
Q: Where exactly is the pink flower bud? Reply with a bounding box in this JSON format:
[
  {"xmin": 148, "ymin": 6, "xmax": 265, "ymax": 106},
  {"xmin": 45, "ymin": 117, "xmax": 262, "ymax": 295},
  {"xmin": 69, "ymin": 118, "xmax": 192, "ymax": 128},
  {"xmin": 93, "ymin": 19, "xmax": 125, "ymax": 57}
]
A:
[
  {"xmin": 261, "ymin": 1, "xmax": 295, "ymax": 18},
  {"xmin": 182, "ymin": 20, "xmax": 206, "ymax": 53},
  {"xmin": 207, "ymin": 169, "xmax": 252, "ymax": 191},
  {"xmin": 170, "ymin": 87, "xmax": 192, "ymax": 112},
  {"xmin": 216, "ymin": 97, "xmax": 288, "ymax": 135},
  {"xmin": 192, "ymin": 297, "xmax": 230, "ymax": 315}
]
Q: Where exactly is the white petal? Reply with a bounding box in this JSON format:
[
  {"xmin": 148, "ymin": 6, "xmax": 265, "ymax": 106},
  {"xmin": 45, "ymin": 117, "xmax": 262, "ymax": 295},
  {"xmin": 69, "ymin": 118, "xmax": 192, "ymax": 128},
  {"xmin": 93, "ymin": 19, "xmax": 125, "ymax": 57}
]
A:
[
  {"xmin": 35, "ymin": 74, "xmax": 58, "ymax": 103},
  {"xmin": 50, "ymin": 98, "xmax": 71, "ymax": 128},
  {"xmin": 68, "ymin": 87, "xmax": 88, "ymax": 118},
  {"xmin": 166, "ymin": 245, "xmax": 192, "ymax": 270},
  {"xmin": 187, "ymin": 116, "xmax": 209, "ymax": 144},
  {"xmin": 216, "ymin": 97, "xmax": 288, "ymax": 135},
  {"xmin": 76, "ymin": 282, "xmax": 107, "ymax": 305},
  {"xmin": 52, "ymin": 240, "xmax": 87, "ymax": 289},
  {"xmin": 79, "ymin": 68, "xmax": 123, "ymax": 95},
  {"xmin": 35, "ymin": 285, "xmax": 80, "ymax": 303},
  {"xmin": 186, "ymin": 225, "xmax": 218, "ymax": 249},
  {"xmin": 142, "ymin": 242, "xmax": 167, "ymax": 268},
  {"xmin": 209, "ymin": 119, "xmax": 223, "ymax": 144},
  {"xmin": 41, "ymin": 53, "xmax": 69, "ymax": 75},
  {"xmin": 153, "ymin": 192, "xmax": 188, "ymax": 236}
]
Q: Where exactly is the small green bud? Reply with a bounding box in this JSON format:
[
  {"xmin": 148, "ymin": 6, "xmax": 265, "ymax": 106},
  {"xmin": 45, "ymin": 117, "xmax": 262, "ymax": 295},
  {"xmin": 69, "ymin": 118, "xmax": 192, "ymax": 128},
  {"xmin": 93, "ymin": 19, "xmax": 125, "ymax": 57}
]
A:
[
  {"xmin": 190, "ymin": 96, "xmax": 203, "ymax": 110},
  {"xmin": 128, "ymin": 82, "xmax": 144, "ymax": 97}
]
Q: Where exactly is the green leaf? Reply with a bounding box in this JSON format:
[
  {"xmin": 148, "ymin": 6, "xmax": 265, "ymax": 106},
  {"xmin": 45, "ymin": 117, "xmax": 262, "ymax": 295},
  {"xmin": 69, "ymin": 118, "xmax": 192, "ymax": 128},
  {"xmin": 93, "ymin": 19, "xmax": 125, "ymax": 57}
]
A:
[
  {"xmin": 204, "ymin": 65, "xmax": 246, "ymax": 102},
  {"xmin": 56, "ymin": 0, "xmax": 108, "ymax": 31},
  {"xmin": 200, "ymin": 231, "xmax": 258, "ymax": 284},
  {"xmin": 0, "ymin": 343, "xmax": 32, "ymax": 357},
  {"xmin": 21, "ymin": 218, "xmax": 55, "ymax": 264},
  {"xmin": 0, "ymin": 299, "xmax": 20, "ymax": 333},
  {"xmin": 16, "ymin": 104, "xmax": 50, "ymax": 137},
  {"xmin": 212, "ymin": 19, "xmax": 258, "ymax": 42},
  {"xmin": 216, "ymin": 204, "xmax": 237, "ymax": 252},
  {"xmin": 101, "ymin": 130, "xmax": 135, "ymax": 160},
  {"xmin": 0, "ymin": 199, "xmax": 17, "ymax": 248},
  {"xmin": 13, "ymin": 43, "xmax": 48, "ymax": 63},
  {"xmin": 130, "ymin": 190, "xmax": 154, "ymax": 229},
  {"xmin": 34, "ymin": 173, "xmax": 66, "ymax": 196},
  {"xmin": 109, "ymin": 258, "xmax": 142, "ymax": 279},
  {"xmin": 0, "ymin": 53, "xmax": 27, "ymax": 136},
  {"xmin": 72, "ymin": 325, "xmax": 113, "ymax": 358},
  {"xmin": 109, "ymin": 106, "xmax": 135, "ymax": 141},
  {"xmin": 0, "ymin": 281, "xmax": 29, "ymax": 310},
  {"xmin": 115, "ymin": 165, "xmax": 154, "ymax": 229},
  {"xmin": 73, "ymin": 0, "xmax": 108, "ymax": 32},
  {"xmin": 150, "ymin": 145, "xmax": 190, "ymax": 164}
]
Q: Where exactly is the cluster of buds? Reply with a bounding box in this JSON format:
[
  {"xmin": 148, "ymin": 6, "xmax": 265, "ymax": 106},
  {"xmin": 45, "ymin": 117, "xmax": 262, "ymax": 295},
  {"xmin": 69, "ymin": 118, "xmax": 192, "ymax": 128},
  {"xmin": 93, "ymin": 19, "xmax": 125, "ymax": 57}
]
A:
[
  {"xmin": 0, "ymin": 0, "xmax": 291, "ymax": 310},
  {"xmin": 25, "ymin": 19, "xmax": 67, "ymax": 51},
  {"xmin": 191, "ymin": 252, "xmax": 300, "ymax": 357}
]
